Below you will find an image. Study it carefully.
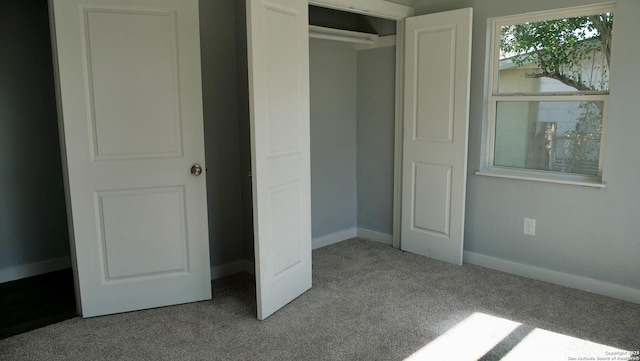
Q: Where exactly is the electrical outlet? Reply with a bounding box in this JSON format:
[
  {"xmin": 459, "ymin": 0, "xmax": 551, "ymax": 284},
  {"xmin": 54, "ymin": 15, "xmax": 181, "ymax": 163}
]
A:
[{"xmin": 524, "ymin": 218, "xmax": 536, "ymax": 236}]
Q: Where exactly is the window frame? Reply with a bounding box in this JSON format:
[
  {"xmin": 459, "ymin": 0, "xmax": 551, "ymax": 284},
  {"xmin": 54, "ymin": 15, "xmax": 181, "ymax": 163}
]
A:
[{"xmin": 480, "ymin": 3, "xmax": 615, "ymax": 187}]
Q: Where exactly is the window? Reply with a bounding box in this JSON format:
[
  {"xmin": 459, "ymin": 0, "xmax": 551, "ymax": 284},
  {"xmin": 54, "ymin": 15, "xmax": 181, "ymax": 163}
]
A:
[{"xmin": 484, "ymin": 5, "xmax": 614, "ymax": 185}]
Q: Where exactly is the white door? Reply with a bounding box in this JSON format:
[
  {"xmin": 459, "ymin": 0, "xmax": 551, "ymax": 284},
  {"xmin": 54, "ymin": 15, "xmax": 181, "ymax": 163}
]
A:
[
  {"xmin": 51, "ymin": 0, "xmax": 211, "ymax": 317},
  {"xmin": 401, "ymin": 8, "xmax": 473, "ymax": 265},
  {"xmin": 246, "ymin": 0, "xmax": 312, "ymax": 320}
]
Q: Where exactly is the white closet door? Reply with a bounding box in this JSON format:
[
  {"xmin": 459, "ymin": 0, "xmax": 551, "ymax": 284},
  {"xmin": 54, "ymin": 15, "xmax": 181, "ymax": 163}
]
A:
[
  {"xmin": 246, "ymin": 0, "xmax": 312, "ymax": 320},
  {"xmin": 51, "ymin": 0, "xmax": 211, "ymax": 317},
  {"xmin": 401, "ymin": 8, "xmax": 473, "ymax": 265}
]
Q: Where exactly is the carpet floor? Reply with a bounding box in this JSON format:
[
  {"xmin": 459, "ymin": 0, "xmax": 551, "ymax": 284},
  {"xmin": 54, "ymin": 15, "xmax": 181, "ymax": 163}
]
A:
[{"xmin": 0, "ymin": 238, "xmax": 638, "ymax": 360}]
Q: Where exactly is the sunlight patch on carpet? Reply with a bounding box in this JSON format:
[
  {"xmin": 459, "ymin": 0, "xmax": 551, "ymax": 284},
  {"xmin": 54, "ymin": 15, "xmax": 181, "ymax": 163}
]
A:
[
  {"xmin": 404, "ymin": 312, "xmax": 521, "ymax": 360},
  {"xmin": 404, "ymin": 312, "xmax": 632, "ymax": 361}
]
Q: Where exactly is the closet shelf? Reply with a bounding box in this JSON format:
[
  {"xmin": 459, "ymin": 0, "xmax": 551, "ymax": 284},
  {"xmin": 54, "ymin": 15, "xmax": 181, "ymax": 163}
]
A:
[{"xmin": 309, "ymin": 25, "xmax": 379, "ymax": 45}]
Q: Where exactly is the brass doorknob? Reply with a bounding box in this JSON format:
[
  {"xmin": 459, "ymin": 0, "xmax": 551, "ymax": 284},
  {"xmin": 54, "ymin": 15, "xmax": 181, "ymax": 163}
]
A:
[{"xmin": 190, "ymin": 164, "xmax": 203, "ymax": 176}]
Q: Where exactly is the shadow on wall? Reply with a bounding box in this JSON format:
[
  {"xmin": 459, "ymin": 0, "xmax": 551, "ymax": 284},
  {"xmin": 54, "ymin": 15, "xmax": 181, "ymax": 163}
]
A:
[{"xmin": 0, "ymin": 0, "xmax": 70, "ymax": 276}]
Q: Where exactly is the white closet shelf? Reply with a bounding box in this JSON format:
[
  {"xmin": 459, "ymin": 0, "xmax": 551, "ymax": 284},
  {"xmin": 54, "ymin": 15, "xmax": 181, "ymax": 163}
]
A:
[{"xmin": 309, "ymin": 25, "xmax": 379, "ymax": 45}]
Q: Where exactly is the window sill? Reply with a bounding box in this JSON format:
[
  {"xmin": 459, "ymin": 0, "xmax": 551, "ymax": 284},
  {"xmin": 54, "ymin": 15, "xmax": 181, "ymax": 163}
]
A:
[{"xmin": 475, "ymin": 168, "xmax": 606, "ymax": 188}]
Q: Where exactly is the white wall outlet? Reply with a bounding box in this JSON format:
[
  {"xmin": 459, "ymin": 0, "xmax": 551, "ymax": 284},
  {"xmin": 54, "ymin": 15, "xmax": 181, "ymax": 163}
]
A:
[{"xmin": 524, "ymin": 218, "xmax": 536, "ymax": 236}]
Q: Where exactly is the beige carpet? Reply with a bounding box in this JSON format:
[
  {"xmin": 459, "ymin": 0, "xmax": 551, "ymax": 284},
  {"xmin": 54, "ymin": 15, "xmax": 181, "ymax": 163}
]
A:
[{"xmin": 1, "ymin": 238, "xmax": 638, "ymax": 360}]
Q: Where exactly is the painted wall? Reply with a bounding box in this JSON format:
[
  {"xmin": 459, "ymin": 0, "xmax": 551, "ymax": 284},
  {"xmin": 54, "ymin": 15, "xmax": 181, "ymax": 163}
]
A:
[
  {"xmin": 233, "ymin": 0, "xmax": 255, "ymax": 262},
  {"xmin": 199, "ymin": 0, "xmax": 250, "ymax": 267},
  {"xmin": 413, "ymin": 0, "xmax": 471, "ymax": 15},
  {"xmin": 356, "ymin": 46, "xmax": 396, "ymax": 235},
  {"xmin": 419, "ymin": 0, "xmax": 640, "ymax": 291},
  {"xmin": 310, "ymin": 39, "xmax": 358, "ymax": 238},
  {"xmin": 0, "ymin": 0, "xmax": 70, "ymax": 272}
]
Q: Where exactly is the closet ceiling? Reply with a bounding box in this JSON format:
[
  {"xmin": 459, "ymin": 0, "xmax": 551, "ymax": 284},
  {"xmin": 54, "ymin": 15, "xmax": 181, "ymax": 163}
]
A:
[{"xmin": 309, "ymin": 5, "xmax": 397, "ymax": 36}]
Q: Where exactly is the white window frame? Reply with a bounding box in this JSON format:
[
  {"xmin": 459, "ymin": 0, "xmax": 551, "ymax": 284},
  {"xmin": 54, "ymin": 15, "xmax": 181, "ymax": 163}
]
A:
[{"xmin": 478, "ymin": 3, "xmax": 615, "ymax": 188}]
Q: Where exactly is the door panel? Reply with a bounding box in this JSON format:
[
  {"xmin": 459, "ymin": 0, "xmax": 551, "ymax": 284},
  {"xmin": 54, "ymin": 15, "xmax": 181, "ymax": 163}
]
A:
[
  {"xmin": 414, "ymin": 26, "xmax": 455, "ymax": 143},
  {"xmin": 96, "ymin": 187, "xmax": 188, "ymax": 280},
  {"xmin": 84, "ymin": 8, "xmax": 182, "ymax": 160},
  {"xmin": 401, "ymin": 8, "xmax": 473, "ymax": 265},
  {"xmin": 412, "ymin": 163, "xmax": 452, "ymax": 237},
  {"xmin": 51, "ymin": 0, "xmax": 211, "ymax": 317},
  {"xmin": 247, "ymin": 0, "xmax": 312, "ymax": 320}
]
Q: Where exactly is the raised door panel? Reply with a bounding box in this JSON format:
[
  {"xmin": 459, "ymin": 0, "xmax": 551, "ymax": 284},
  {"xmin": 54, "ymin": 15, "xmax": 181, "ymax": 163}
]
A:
[
  {"xmin": 83, "ymin": 8, "xmax": 182, "ymax": 159},
  {"xmin": 96, "ymin": 187, "xmax": 188, "ymax": 280},
  {"xmin": 414, "ymin": 27, "xmax": 455, "ymax": 143},
  {"xmin": 412, "ymin": 163, "xmax": 452, "ymax": 237}
]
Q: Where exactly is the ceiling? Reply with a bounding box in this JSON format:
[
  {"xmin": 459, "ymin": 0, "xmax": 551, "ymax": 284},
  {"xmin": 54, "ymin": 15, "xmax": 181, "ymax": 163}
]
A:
[
  {"xmin": 384, "ymin": 0, "xmax": 416, "ymax": 6},
  {"xmin": 384, "ymin": 0, "xmax": 456, "ymax": 9}
]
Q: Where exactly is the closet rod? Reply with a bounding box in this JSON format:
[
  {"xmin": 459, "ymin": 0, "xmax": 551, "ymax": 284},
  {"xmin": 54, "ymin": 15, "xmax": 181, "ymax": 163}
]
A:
[{"xmin": 309, "ymin": 25, "xmax": 378, "ymax": 45}]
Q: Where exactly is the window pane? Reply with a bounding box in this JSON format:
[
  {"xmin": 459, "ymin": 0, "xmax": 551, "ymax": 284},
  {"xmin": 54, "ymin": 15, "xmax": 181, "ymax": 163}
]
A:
[
  {"xmin": 494, "ymin": 101, "xmax": 603, "ymax": 176},
  {"xmin": 498, "ymin": 13, "xmax": 613, "ymax": 93}
]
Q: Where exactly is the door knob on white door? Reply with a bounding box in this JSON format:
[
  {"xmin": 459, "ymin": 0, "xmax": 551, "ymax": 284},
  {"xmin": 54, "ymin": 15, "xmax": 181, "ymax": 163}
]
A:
[{"xmin": 190, "ymin": 164, "xmax": 203, "ymax": 176}]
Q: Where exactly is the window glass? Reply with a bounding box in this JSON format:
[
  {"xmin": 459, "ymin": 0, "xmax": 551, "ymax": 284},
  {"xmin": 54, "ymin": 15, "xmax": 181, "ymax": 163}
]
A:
[
  {"xmin": 497, "ymin": 13, "xmax": 613, "ymax": 94},
  {"xmin": 494, "ymin": 101, "xmax": 603, "ymax": 176}
]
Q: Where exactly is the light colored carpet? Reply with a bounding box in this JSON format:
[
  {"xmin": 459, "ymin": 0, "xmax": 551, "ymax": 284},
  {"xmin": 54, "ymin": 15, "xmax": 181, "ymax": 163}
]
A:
[{"xmin": 1, "ymin": 238, "xmax": 638, "ymax": 360}]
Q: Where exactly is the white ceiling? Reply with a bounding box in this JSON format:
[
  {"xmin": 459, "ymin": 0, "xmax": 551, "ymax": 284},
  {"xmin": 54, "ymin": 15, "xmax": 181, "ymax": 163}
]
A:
[
  {"xmin": 384, "ymin": 0, "xmax": 415, "ymax": 6},
  {"xmin": 384, "ymin": 0, "xmax": 453, "ymax": 9}
]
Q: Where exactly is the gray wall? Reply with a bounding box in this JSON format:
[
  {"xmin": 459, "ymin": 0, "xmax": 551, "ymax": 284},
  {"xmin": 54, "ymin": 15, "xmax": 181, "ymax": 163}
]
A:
[
  {"xmin": 413, "ymin": 0, "xmax": 471, "ymax": 15},
  {"xmin": 199, "ymin": 0, "xmax": 251, "ymax": 267},
  {"xmin": 356, "ymin": 46, "xmax": 396, "ymax": 234},
  {"xmin": 0, "ymin": 0, "xmax": 70, "ymax": 271},
  {"xmin": 310, "ymin": 39, "xmax": 396, "ymax": 238},
  {"xmin": 310, "ymin": 39, "xmax": 358, "ymax": 238},
  {"xmin": 233, "ymin": 0, "xmax": 255, "ymax": 262},
  {"xmin": 418, "ymin": 0, "xmax": 640, "ymax": 290}
]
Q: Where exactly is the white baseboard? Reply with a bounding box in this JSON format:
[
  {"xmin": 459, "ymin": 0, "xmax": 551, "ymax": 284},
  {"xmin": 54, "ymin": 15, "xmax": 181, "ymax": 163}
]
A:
[
  {"xmin": 0, "ymin": 256, "xmax": 72, "ymax": 283},
  {"xmin": 464, "ymin": 251, "xmax": 640, "ymax": 304},
  {"xmin": 210, "ymin": 260, "xmax": 254, "ymax": 280},
  {"xmin": 312, "ymin": 228, "xmax": 393, "ymax": 250},
  {"xmin": 312, "ymin": 228, "xmax": 357, "ymax": 250},
  {"xmin": 357, "ymin": 228, "xmax": 393, "ymax": 246}
]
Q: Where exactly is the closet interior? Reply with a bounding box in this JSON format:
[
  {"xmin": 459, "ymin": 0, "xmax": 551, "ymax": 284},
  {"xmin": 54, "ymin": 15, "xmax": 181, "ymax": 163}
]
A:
[
  {"xmin": 199, "ymin": 2, "xmax": 399, "ymax": 272},
  {"xmin": 307, "ymin": 5, "xmax": 397, "ymax": 246}
]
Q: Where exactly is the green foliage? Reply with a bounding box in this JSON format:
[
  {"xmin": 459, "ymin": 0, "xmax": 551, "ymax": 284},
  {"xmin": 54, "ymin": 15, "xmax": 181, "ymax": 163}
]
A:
[
  {"xmin": 559, "ymin": 102, "xmax": 602, "ymax": 175},
  {"xmin": 500, "ymin": 13, "xmax": 613, "ymax": 91}
]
